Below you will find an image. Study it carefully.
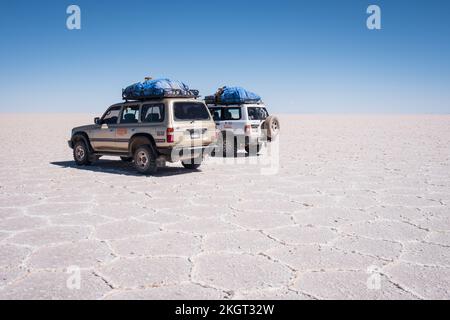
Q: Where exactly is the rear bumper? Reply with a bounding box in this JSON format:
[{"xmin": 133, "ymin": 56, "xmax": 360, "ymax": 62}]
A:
[
  {"xmin": 233, "ymin": 135, "xmax": 264, "ymax": 146},
  {"xmin": 245, "ymin": 135, "xmax": 261, "ymax": 145},
  {"xmin": 158, "ymin": 144, "xmax": 217, "ymax": 162},
  {"xmin": 220, "ymin": 131, "xmax": 266, "ymax": 146}
]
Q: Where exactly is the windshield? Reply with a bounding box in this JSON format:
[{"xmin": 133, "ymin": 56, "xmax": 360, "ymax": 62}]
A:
[
  {"xmin": 173, "ymin": 102, "xmax": 210, "ymax": 121},
  {"xmin": 247, "ymin": 107, "xmax": 269, "ymax": 120}
]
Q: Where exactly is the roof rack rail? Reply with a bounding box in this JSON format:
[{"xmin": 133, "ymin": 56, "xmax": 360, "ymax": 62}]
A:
[
  {"xmin": 122, "ymin": 88, "xmax": 200, "ymax": 101},
  {"xmin": 204, "ymin": 95, "xmax": 261, "ymax": 106}
]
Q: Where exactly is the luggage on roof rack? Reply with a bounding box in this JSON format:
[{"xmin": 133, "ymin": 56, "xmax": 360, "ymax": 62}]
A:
[
  {"xmin": 204, "ymin": 95, "xmax": 217, "ymax": 105},
  {"xmin": 205, "ymin": 86, "xmax": 261, "ymax": 105},
  {"xmin": 122, "ymin": 78, "xmax": 199, "ymax": 101}
]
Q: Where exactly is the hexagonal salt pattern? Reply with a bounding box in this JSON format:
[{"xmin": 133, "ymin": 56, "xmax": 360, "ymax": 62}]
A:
[{"xmin": 0, "ymin": 114, "xmax": 449, "ymax": 299}]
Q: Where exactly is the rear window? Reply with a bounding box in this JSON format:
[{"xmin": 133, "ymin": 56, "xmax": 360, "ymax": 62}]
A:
[
  {"xmin": 222, "ymin": 107, "xmax": 241, "ymax": 120},
  {"xmin": 173, "ymin": 102, "xmax": 210, "ymax": 121},
  {"xmin": 247, "ymin": 107, "xmax": 269, "ymax": 120}
]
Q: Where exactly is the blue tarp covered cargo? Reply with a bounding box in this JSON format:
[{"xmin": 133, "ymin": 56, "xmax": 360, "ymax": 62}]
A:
[
  {"xmin": 205, "ymin": 86, "xmax": 261, "ymax": 105},
  {"xmin": 122, "ymin": 78, "xmax": 198, "ymax": 100}
]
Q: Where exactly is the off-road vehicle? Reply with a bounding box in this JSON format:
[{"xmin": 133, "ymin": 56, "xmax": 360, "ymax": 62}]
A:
[
  {"xmin": 68, "ymin": 98, "xmax": 217, "ymax": 174},
  {"xmin": 206, "ymin": 102, "xmax": 280, "ymax": 156}
]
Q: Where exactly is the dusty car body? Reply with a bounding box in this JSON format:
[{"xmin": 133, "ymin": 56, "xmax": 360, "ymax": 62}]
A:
[
  {"xmin": 206, "ymin": 102, "xmax": 280, "ymax": 156},
  {"xmin": 68, "ymin": 98, "xmax": 218, "ymax": 174}
]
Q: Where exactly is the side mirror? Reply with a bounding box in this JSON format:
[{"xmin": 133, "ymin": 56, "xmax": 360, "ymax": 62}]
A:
[{"xmin": 94, "ymin": 117, "xmax": 101, "ymax": 125}]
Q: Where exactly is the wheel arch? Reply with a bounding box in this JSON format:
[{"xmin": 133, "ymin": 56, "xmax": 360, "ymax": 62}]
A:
[
  {"xmin": 129, "ymin": 133, "xmax": 157, "ymax": 155},
  {"xmin": 71, "ymin": 131, "xmax": 93, "ymax": 152}
]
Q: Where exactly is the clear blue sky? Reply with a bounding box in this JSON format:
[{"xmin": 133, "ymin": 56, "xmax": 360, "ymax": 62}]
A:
[{"xmin": 0, "ymin": 0, "xmax": 449, "ymax": 113}]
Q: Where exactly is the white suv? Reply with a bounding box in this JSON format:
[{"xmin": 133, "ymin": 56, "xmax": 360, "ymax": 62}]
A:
[{"xmin": 206, "ymin": 102, "xmax": 279, "ymax": 156}]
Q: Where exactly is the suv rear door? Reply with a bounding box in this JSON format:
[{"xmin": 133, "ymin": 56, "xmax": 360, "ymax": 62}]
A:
[
  {"xmin": 245, "ymin": 106, "xmax": 269, "ymax": 134},
  {"xmin": 215, "ymin": 106, "xmax": 245, "ymax": 135},
  {"xmin": 172, "ymin": 101, "xmax": 215, "ymax": 147}
]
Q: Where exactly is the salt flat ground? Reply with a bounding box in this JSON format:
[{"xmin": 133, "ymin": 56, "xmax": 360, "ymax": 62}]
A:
[{"xmin": 0, "ymin": 114, "xmax": 449, "ymax": 300}]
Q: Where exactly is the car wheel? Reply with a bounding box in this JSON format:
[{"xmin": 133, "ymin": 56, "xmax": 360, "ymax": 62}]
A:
[
  {"xmin": 263, "ymin": 116, "xmax": 280, "ymax": 140},
  {"xmin": 182, "ymin": 156, "xmax": 202, "ymax": 170},
  {"xmin": 73, "ymin": 140, "xmax": 92, "ymax": 166},
  {"xmin": 120, "ymin": 156, "xmax": 133, "ymax": 162},
  {"xmin": 245, "ymin": 144, "xmax": 261, "ymax": 155},
  {"xmin": 133, "ymin": 145, "xmax": 157, "ymax": 174}
]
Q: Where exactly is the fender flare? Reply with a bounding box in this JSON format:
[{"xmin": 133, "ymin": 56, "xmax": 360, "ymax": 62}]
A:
[
  {"xmin": 128, "ymin": 133, "xmax": 157, "ymax": 155},
  {"xmin": 71, "ymin": 132, "xmax": 93, "ymax": 152}
]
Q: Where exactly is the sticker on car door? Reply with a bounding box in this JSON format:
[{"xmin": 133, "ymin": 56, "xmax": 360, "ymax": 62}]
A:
[{"xmin": 117, "ymin": 128, "xmax": 128, "ymax": 136}]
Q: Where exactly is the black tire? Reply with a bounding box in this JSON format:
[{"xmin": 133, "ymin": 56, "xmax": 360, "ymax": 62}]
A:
[
  {"xmin": 245, "ymin": 144, "xmax": 261, "ymax": 155},
  {"xmin": 182, "ymin": 157, "xmax": 202, "ymax": 170},
  {"xmin": 263, "ymin": 116, "xmax": 280, "ymax": 140},
  {"xmin": 120, "ymin": 156, "xmax": 133, "ymax": 162},
  {"xmin": 73, "ymin": 140, "xmax": 93, "ymax": 166},
  {"xmin": 133, "ymin": 145, "xmax": 157, "ymax": 174}
]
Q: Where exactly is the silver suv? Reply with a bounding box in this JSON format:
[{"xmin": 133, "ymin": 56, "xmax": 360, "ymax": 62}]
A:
[
  {"xmin": 68, "ymin": 98, "xmax": 217, "ymax": 174},
  {"xmin": 206, "ymin": 103, "xmax": 279, "ymax": 156}
]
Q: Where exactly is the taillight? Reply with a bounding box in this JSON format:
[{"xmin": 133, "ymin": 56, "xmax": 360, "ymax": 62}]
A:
[
  {"xmin": 244, "ymin": 125, "xmax": 251, "ymax": 134},
  {"xmin": 167, "ymin": 127, "xmax": 174, "ymax": 143}
]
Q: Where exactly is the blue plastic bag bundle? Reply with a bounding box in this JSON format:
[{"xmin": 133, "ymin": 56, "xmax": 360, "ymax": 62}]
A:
[
  {"xmin": 122, "ymin": 78, "xmax": 198, "ymax": 100},
  {"xmin": 205, "ymin": 86, "xmax": 261, "ymax": 105}
]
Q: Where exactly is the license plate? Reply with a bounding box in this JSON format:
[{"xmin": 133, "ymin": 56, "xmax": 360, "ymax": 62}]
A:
[{"xmin": 191, "ymin": 132, "xmax": 200, "ymax": 139}]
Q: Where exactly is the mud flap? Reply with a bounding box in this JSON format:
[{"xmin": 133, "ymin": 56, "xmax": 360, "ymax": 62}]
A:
[{"xmin": 156, "ymin": 156, "xmax": 166, "ymax": 168}]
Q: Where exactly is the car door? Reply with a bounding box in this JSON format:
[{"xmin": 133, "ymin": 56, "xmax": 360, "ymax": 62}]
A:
[
  {"xmin": 222, "ymin": 106, "xmax": 243, "ymax": 134},
  {"xmin": 115, "ymin": 104, "xmax": 141, "ymax": 152},
  {"xmin": 246, "ymin": 106, "xmax": 267, "ymax": 134},
  {"xmin": 172, "ymin": 101, "xmax": 213, "ymax": 148},
  {"xmin": 90, "ymin": 105, "xmax": 121, "ymax": 151},
  {"xmin": 140, "ymin": 102, "xmax": 166, "ymax": 143}
]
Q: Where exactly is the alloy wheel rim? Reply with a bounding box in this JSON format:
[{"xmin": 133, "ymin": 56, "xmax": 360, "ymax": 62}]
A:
[
  {"xmin": 137, "ymin": 151, "xmax": 149, "ymax": 169},
  {"xmin": 75, "ymin": 145, "xmax": 85, "ymax": 160},
  {"xmin": 271, "ymin": 120, "xmax": 279, "ymax": 132}
]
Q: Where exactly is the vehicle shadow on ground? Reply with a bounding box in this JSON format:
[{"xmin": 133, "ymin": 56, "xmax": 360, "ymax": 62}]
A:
[{"xmin": 50, "ymin": 160, "xmax": 195, "ymax": 177}]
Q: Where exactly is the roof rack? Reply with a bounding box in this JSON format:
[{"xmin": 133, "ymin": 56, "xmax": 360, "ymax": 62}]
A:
[
  {"xmin": 122, "ymin": 88, "xmax": 200, "ymax": 102},
  {"xmin": 204, "ymin": 95, "xmax": 261, "ymax": 106}
]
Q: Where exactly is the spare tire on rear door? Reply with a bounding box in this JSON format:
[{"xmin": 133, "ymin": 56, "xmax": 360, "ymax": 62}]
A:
[{"xmin": 263, "ymin": 115, "xmax": 280, "ymax": 140}]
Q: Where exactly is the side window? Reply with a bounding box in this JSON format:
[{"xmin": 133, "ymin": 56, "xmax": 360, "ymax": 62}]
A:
[
  {"xmin": 247, "ymin": 107, "xmax": 269, "ymax": 120},
  {"xmin": 141, "ymin": 104, "xmax": 165, "ymax": 123},
  {"xmin": 222, "ymin": 107, "xmax": 241, "ymax": 120},
  {"xmin": 209, "ymin": 108, "xmax": 221, "ymax": 121},
  {"xmin": 102, "ymin": 106, "xmax": 121, "ymax": 125},
  {"xmin": 120, "ymin": 105, "xmax": 140, "ymax": 124}
]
